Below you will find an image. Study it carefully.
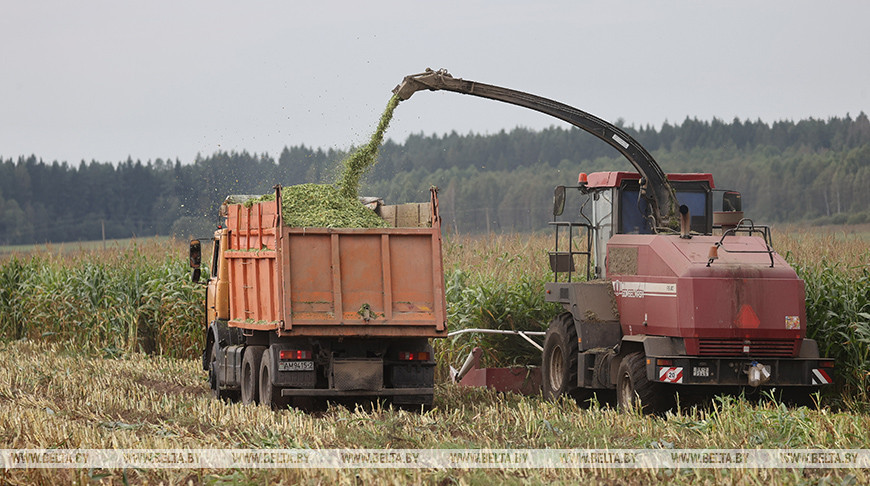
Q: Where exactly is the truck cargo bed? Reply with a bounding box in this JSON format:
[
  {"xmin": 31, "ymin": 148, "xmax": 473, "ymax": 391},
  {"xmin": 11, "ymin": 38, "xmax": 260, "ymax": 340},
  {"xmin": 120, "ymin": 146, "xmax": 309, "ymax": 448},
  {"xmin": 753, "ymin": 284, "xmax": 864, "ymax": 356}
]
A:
[{"xmin": 223, "ymin": 187, "xmax": 447, "ymax": 338}]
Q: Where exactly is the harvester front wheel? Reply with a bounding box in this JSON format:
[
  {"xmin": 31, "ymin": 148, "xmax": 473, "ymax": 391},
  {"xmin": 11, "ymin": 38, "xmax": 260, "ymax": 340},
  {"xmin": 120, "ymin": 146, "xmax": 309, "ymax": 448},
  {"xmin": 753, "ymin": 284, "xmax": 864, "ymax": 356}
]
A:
[
  {"xmin": 241, "ymin": 346, "xmax": 266, "ymax": 405},
  {"xmin": 542, "ymin": 312, "xmax": 579, "ymax": 401}
]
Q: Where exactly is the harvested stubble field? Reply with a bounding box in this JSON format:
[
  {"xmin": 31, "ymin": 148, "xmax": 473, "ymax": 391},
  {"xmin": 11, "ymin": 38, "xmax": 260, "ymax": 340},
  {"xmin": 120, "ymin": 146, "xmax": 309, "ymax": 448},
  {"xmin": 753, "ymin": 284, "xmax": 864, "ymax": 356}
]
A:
[
  {"xmin": 1, "ymin": 339, "xmax": 869, "ymax": 485},
  {"xmin": 0, "ymin": 228, "xmax": 868, "ymax": 485}
]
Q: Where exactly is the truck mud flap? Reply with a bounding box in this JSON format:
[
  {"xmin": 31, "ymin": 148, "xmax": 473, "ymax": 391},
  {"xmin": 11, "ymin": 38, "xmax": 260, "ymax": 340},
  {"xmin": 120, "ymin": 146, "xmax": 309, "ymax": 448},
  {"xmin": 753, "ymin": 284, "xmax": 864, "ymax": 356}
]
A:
[
  {"xmin": 388, "ymin": 363, "xmax": 435, "ymax": 388},
  {"xmin": 330, "ymin": 358, "xmax": 383, "ymax": 391}
]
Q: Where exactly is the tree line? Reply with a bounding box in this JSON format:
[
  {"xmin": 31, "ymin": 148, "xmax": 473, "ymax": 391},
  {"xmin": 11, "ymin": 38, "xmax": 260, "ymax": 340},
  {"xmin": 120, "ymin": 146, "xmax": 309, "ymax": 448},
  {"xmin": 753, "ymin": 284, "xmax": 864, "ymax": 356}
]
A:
[{"xmin": 1, "ymin": 113, "xmax": 868, "ymax": 245}]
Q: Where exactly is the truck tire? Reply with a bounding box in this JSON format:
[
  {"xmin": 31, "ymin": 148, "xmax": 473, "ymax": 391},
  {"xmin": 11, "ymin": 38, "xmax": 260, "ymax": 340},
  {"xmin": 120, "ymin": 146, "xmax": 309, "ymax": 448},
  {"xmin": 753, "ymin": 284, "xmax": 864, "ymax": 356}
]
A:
[
  {"xmin": 617, "ymin": 352, "xmax": 672, "ymax": 414},
  {"xmin": 207, "ymin": 340, "xmax": 221, "ymax": 399},
  {"xmin": 542, "ymin": 312, "xmax": 579, "ymax": 401},
  {"xmin": 241, "ymin": 346, "xmax": 266, "ymax": 405},
  {"xmin": 259, "ymin": 347, "xmax": 289, "ymax": 410}
]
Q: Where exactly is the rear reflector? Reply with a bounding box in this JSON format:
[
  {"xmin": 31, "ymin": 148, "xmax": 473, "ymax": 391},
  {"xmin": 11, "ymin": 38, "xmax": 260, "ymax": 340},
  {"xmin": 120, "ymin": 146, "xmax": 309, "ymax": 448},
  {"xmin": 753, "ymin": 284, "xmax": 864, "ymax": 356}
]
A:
[
  {"xmin": 735, "ymin": 305, "xmax": 761, "ymax": 329},
  {"xmin": 398, "ymin": 351, "xmax": 430, "ymax": 361},
  {"xmin": 656, "ymin": 358, "xmax": 674, "ymax": 366},
  {"xmin": 812, "ymin": 368, "xmax": 833, "ymax": 385},
  {"xmin": 279, "ymin": 349, "xmax": 312, "ymax": 360}
]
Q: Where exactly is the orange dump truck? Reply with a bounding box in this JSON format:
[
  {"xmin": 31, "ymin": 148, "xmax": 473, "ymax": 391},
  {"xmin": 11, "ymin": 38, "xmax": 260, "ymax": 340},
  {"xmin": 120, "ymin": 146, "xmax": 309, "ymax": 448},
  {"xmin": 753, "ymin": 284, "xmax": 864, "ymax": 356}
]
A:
[{"xmin": 189, "ymin": 186, "xmax": 447, "ymax": 409}]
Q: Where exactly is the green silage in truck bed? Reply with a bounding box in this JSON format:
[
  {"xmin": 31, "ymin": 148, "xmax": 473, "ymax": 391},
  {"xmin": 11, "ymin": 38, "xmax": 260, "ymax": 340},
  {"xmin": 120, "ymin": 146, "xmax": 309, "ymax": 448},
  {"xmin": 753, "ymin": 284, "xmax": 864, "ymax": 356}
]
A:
[{"xmin": 246, "ymin": 183, "xmax": 389, "ymax": 229}]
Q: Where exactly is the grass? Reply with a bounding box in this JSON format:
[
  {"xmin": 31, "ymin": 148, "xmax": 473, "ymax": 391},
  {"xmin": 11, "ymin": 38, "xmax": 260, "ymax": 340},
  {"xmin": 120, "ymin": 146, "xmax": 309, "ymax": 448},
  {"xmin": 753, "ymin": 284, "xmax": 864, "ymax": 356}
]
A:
[{"xmin": 0, "ymin": 339, "xmax": 867, "ymax": 485}]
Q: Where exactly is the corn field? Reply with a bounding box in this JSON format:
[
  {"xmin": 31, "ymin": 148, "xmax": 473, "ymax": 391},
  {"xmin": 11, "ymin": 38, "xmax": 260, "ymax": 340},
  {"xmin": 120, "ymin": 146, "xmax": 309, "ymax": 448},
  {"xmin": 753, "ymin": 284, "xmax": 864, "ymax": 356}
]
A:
[
  {"xmin": 0, "ymin": 241, "xmax": 203, "ymax": 359},
  {"xmin": 779, "ymin": 230, "xmax": 870, "ymax": 403},
  {"xmin": 0, "ymin": 229, "xmax": 867, "ymax": 403},
  {"xmin": 0, "ymin": 231, "xmax": 868, "ymax": 484}
]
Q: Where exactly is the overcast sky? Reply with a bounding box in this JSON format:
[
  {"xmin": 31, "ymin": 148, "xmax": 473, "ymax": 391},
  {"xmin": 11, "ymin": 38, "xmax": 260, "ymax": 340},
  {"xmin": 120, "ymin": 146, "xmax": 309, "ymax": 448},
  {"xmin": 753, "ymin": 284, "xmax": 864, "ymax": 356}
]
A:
[{"xmin": 2, "ymin": 1, "xmax": 868, "ymax": 165}]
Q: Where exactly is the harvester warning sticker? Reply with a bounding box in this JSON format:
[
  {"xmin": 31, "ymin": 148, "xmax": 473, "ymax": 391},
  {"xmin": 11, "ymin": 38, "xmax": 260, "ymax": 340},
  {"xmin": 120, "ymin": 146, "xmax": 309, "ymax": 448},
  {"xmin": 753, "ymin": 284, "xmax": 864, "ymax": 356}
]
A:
[
  {"xmin": 812, "ymin": 369, "xmax": 832, "ymax": 385},
  {"xmin": 785, "ymin": 316, "xmax": 800, "ymax": 329},
  {"xmin": 658, "ymin": 367, "xmax": 683, "ymax": 383}
]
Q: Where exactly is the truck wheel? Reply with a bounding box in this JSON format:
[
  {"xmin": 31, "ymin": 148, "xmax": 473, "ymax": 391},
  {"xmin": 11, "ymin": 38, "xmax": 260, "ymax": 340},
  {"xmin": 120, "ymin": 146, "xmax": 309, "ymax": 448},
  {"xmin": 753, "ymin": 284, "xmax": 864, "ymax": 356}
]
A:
[
  {"xmin": 259, "ymin": 348, "xmax": 289, "ymax": 410},
  {"xmin": 208, "ymin": 341, "xmax": 238, "ymax": 402},
  {"xmin": 542, "ymin": 312, "xmax": 579, "ymax": 401},
  {"xmin": 208, "ymin": 340, "xmax": 221, "ymax": 399},
  {"xmin": 208, "ymin": 360, "xmax": 223, "ymax": 399},
  {"xmin": 617, "ymin": 352, "xmax": 671, "ymax": 414},
  {"xmin": 241, "ymin": 346, "xmax": 266, "ymax": 405}
]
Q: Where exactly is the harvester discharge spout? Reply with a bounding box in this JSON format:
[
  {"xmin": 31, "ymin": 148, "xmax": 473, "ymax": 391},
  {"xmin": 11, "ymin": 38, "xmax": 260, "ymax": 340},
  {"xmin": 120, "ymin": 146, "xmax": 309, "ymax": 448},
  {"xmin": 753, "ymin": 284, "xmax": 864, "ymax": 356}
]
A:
[
  {"xmin": 391, "ymin": 67, "xmax": 679, "ymax": 231},
  {"xmin": 393, "ymin": 68, "xmax": 455, "ymax": 101}
]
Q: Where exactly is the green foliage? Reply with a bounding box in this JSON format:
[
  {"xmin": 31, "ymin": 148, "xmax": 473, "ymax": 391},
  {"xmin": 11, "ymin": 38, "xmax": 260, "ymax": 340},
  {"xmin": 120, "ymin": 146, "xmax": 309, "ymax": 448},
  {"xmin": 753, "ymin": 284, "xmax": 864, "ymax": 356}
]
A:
[
  {"xmin": 791, "ymin": 258, "xmax": 870, "ymax": 401},
  {"xmin": 0, "ymin": 257, "xmax": 27, "ymax": 339},
  {"xmin": 441, "ymin": 268, "xmax": 560, "ymax": 368},
  {"xmin": 2, "ymin": 113, "xmax": 869, "ymax": 245},
  {"xmin": 0, "ymin": 244, "xmax": 203, "ymax": 358}
]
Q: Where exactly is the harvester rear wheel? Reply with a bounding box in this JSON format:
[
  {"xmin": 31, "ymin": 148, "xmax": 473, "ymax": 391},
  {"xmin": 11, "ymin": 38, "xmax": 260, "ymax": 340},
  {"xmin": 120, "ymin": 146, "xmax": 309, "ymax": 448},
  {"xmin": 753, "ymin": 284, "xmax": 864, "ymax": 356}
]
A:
[
  {"xmin": 542, "ymin": 312, "xmax": 579, "ymax": 401},
  {"xmin": 617, "ymin": 352, "xmax": 672, "ymax": 414},
  {"xmin": 241, "ymin": 346, "xmax": 266, "ymax": 405}
]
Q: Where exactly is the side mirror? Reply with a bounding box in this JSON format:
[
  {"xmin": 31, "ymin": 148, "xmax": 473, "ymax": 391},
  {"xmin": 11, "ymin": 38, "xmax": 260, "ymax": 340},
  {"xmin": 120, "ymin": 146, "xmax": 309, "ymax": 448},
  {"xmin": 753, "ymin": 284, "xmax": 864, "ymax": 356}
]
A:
[
  {"xmin": 189, "ymin": 240, "xmax": 202, "ymax": 283},
  {"xmin": 723, "ymin": 191, "xmax": 742, "ymax": 212},
  {"xmin": 553, "ymin": 186, "xmax": 566, "ymax": 216}
]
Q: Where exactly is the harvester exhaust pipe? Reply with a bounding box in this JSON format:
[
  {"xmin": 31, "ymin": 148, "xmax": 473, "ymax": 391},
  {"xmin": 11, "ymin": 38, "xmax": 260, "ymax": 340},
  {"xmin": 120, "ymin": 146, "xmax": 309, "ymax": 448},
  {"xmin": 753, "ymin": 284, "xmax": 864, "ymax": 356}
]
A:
[{"xmin": 679, "ymin": 204, "xmax": 691, "ymax": 239}]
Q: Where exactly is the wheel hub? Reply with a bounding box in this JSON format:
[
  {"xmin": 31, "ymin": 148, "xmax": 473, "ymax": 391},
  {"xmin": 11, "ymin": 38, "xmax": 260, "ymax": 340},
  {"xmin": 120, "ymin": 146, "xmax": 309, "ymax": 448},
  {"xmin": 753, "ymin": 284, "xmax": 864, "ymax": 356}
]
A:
[{"xmin": 549, "ymin": 345, "xmax": 564, "ymax": 390}]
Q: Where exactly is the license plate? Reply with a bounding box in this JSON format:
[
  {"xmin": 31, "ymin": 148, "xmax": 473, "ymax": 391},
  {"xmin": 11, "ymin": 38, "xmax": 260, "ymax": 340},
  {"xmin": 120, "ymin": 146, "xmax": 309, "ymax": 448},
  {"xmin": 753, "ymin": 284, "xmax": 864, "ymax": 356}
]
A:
[
  {"xmin": 278, "ymin": 361, "xmax": 314, "ymax": 372},
  {"xmin": 693, "ymin": 366, "xmax": 710, "ymax": 377}
]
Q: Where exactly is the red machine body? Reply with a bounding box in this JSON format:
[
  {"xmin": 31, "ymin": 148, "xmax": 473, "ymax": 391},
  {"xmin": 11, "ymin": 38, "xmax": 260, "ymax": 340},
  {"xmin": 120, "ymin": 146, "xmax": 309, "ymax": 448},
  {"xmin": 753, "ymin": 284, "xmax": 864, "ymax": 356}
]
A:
[
  {"xmin": 543, "ymin": 169, "xmax": 830, "ymax": 411},
  {"xmin": 608, "ymin": 233, "xmax": 807, "ymax": 357}
]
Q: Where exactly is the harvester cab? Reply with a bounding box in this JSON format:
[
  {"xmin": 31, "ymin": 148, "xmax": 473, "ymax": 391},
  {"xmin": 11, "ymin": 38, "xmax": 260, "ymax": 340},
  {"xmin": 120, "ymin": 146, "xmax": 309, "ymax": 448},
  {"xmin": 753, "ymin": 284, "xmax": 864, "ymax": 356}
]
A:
[{"xmin": 550, "ymin": 171, "xmax": 730, "ymax": 281}]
